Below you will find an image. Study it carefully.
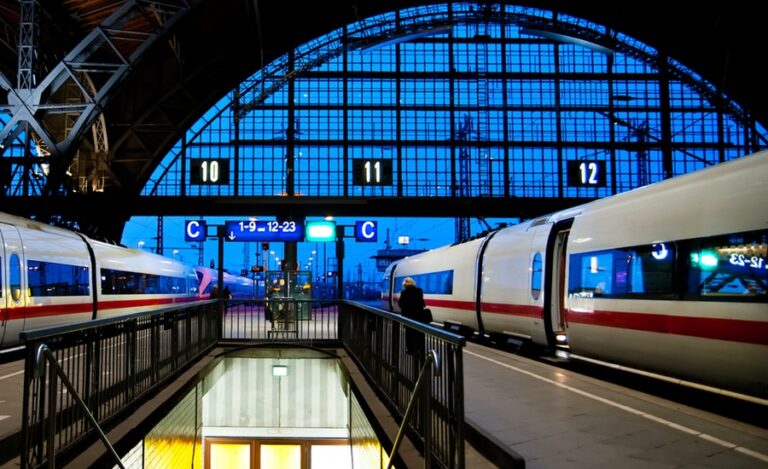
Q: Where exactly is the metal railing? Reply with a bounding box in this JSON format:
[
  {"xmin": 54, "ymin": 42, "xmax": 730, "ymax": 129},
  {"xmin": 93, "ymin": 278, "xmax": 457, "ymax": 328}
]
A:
[
  {"xmin": 20, "ymin": 301, "xmax": 219, "ymax": 468},
  {"xmin": 221, "ymin": 298, "xmax": 340, "ymax": 343},
  {"xmin": 34, "ymin": 345, "xmax": 124, "ymax": 469},
  {"xmin": 20, "ymin": 299, "xmax": 465, "ymax": 468},
  {"xmin": 340, "ymin": 302, "xmax": 466, "ymax": 469},
  {"xmin": 387, "ymin": 349, "xmax": 439, "ymax": 469}
]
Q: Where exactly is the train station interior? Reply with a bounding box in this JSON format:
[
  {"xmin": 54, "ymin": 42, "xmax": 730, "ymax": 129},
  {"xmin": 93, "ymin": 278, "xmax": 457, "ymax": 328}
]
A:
[{"xmin": 0, "ymin": 1, "xmax": 767, "ymax": 468}]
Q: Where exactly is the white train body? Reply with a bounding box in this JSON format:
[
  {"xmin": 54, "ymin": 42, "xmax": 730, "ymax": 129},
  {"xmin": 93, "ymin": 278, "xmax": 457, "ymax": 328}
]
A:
[
  {"xmin": 0, "ymin": 212, "xmax": 201, "ymax": 348},
  {"xmin": 383, "ymin": 151, "xmax": 768, "ymax": 399},
  {"xmin": 195, "ymin": 265, "xmax": 255, "ymax": 299}
]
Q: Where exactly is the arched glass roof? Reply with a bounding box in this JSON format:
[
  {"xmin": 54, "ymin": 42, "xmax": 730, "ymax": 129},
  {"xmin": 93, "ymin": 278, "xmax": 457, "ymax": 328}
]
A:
[{"xmin": 143, "ymin": 2, "xmax": 768, "ymax": 202}]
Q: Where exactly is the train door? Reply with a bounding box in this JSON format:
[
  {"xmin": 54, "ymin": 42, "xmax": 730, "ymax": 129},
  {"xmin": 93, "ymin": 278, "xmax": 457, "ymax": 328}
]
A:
[
  {"xmin": 543, "ymin": 219, "xmax": 573, "ymax": 348},
  {"xmin": 0, "ymin": 223, "xmax": 25, "ymax": 347},
  {"xmin": 385, "ymin": 262, "xmax": 400, "ymax": 312}
]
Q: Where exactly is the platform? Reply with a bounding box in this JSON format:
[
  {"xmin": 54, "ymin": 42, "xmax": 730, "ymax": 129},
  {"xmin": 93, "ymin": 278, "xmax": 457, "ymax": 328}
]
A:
[
  {"xmin": 463, "ymin": 342, "xmax": 768, "ymax": 468},
  {"xmin": 5, "ymin": 338, "xmax": 768, "ymax": 468}
]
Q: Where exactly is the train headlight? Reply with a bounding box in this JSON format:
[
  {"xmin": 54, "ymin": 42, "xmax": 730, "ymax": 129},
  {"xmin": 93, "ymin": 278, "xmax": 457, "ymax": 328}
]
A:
[{"xmin": 555, "ymin": 333, "xmax": 568, "ymax": 343}]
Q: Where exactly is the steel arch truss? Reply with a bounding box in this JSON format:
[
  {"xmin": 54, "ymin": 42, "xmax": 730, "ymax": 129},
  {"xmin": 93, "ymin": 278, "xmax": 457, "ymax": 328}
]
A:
[{"xmin": 0, "ymin": 0, "xmax": 199, "ymax": 198}]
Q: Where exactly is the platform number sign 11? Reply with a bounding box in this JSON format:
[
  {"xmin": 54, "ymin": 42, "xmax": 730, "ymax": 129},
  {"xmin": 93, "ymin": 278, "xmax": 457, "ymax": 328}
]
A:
[
  {"xmin": 353, "ymin": 159, "xmax": 393, "ymax": 186},
  {"xmin": 190, "ymin": 158, "xmax": 230, "ymax": 185},
  {"xmin": 567, "ymin": 160, "xmax": 606, "ymax": 187}
]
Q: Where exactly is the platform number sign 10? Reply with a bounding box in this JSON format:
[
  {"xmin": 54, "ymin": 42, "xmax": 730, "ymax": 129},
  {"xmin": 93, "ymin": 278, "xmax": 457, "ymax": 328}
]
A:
[
  {"xmin": 353, "ymin": 159, "xmax": 393, "ymax": 186},
  {"xmin": 567, "ymin": 160, "xmax": 606, "ymax": 187},
  {"xmin": 190, "ymin": 158, "xmax": 230, "ymax": 185}
]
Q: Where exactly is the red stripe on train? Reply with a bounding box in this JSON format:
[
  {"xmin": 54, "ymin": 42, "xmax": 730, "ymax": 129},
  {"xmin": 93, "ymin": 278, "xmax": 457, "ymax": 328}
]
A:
[
  {"xmin": 423, "ymin": 298, "xmax": 768, "ymax": 345},
  {"xmin": 567, "ymin": 309, "xmax": 768, "ymax": 346},
  {"xmin": 2, "ymin": 296, "xmax": 201, "ymax": 321},
  {"xmin": 424, "ymin": 299, "xmax": 542, "ymax": 318}
]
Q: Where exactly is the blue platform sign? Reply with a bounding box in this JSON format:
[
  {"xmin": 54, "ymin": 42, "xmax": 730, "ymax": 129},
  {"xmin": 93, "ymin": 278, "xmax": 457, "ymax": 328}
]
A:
[
  {"xmin": 184, "ymin": 220, "xmax": 206, "ymax": 242},
  {"xmin": 224, "ymin": 220, "xmax": 304, "ymax": 242},
  {"xmin": 355, "ymin": 220, "xmax": 378, "ymax": 242}
]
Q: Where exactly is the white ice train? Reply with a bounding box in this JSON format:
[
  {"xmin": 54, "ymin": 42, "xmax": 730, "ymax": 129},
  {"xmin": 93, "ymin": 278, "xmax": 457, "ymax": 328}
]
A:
[
  {"xmin": 195, "ymin": 265, "xmax": 256, "ymax": 299},
  {"xmin": 382, "ymin": 150, "xmax": 768, "ymax": 401},
  {"xmin": 0, "ymin": 211, "xmax": 249, "ymax": 349}
]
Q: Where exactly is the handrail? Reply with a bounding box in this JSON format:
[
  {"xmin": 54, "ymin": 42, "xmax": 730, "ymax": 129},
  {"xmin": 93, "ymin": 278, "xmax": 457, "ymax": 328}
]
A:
[
  {"xmin": 387, "ymin": 349, "xmax": 440, "ymax": 469},
  {"xmin": 35, "ymin": 344, "xmax": 125, "ymax": 469}
]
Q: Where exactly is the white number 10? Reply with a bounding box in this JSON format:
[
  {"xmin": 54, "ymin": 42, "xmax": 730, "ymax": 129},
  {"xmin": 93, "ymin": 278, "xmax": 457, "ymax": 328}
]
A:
[{"xmin": 201, "ymin": 161, "xmax": 220, "ymax": 183}]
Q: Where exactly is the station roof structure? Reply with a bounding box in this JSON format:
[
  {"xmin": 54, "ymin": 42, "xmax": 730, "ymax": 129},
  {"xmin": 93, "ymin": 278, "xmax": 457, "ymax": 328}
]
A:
[{"xmin": 0, "ymin": 1, "xmax": 765, "ymax": 238}]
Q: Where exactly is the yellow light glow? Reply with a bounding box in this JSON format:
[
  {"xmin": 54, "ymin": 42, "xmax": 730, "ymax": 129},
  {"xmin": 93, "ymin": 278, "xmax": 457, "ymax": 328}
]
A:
[
  {"xmin": 261, "ymin": 444, "xmax": 301, "ymax": 469},
  {"xmin": 209, "ymin": 442, "xmax": 250, "ymax": 469},
  {"xmin": 311, "ymin": 445, "xmax": 353, "ymax": 469}
]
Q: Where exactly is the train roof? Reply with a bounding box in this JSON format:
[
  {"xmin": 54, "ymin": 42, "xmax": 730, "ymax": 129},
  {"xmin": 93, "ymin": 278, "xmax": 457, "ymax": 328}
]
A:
[
  {"xmin": 0, "ymin": 211, "xmax": 86, "ymax": 240},
  {"xmin": 544, "ymin": 150, "xmax": 768, "ymax": 224}
]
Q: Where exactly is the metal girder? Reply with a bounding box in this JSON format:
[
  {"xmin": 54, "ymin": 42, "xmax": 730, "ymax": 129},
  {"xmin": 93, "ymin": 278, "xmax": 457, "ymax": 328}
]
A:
[{"xmin": 1, "ymin": 0, "xmax": 200, "ymax": 197}]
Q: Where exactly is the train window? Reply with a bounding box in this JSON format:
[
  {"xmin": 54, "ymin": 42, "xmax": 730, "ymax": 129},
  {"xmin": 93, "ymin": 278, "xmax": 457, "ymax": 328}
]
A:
[
  {"xmin": 9, "ymin": 253, "xmax": 21, "ymax": 301},
  {"xmin": 531, "ymin": 252, "xmax": 542, "ymax": 300},
  {"xmin": 101, "ymin": 268, "xmax": 187, "ymax": 295},
  {"xmin": 394, "ymin": 270, "xmax": 453, "ymax": 295},
  {"xmin": 687, "ymin": 229, "xmax": 767, "ymax": 302},
  {"xmin": 28, "ymin": 260, "xmax": 90, "ymax": 297},
  {"xmin": 569, "ymin": 242, "xmax": 676, "ymax": 299}
]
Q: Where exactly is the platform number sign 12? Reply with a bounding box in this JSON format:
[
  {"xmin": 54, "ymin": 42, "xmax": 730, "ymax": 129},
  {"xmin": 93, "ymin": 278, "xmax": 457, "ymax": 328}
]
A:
[
  {"xmin": 567, "ymin": 160, "xmax": 606, "ymax": 187},
  {"xmin": 190, "ymin": 158, "xmax": 230, "ymax": 185},
  {"xmin": 353, "ymin": 159, "xmax": 393, "ymax": 186}
]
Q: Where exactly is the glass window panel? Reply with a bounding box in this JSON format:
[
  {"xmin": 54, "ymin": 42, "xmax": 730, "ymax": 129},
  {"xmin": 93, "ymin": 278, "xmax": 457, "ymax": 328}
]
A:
[
  {"xmin": 569, "ymin": 242, "xmax": 676, "ymax": 299},
  {"xmin": 401, "ymin": 41, "xmax": 448, "ymax": 72},
  {"xmin": 559, "ymin": 44, "xmax": 608, "ymax": 73},
  {"xmin": 506, "ymin": 43, "xmax": 555, "ymax": 73},
  {"xmin": 689, "ymin": 230, "xmax": 767, "ymax": 301},
  {"xmin": 509, "ymin": 147, "xmax": 559, "ymax": 197},
  {"xmin": 560, "ymin": 80, "xmax": 609, "ymax": 107},
  {"xmin": 294, "ymin": 79, "xmax": 343, "ymax": 106},
  {"xmin": 401, "ymin": 146, "xmax": 451, "ymax": 197},
  {"xmin": 209, "ymin": 442, "xmax": 250, "ymax": 469},
  {"xmin": 347, "ymin": 46, "xmax": 395, "ymax": 72},
  {"xmin": 347, "ymin": 79, "xmax": 396, "ymax": 106},
  {"xmin": 28, "ymin": 261, "xmax": 89, "ymax": 297},
  {"xmin": 507, "ymin": 111, "xmax": 557, "ymax": 142},
  {"xmin": 348, "ymin": 110, "xmax": 397, "ymax": 141},
  {"xmin": 311, "ymin": 445, "xmax": 352, "ymax": 469},
  {"xmin": 261, "ymin": 444, "xmax": 301, "ymax": 469},
  {"xmin": 10, "ymin": 253, "xmax": 21, "ymax": 301},
  {"xmin": 531, "ymin": 252, "xmax": 542, "ymax": 300},
  {"xmin": 137, "ymin": 4, "xmax": 766, "ymax": 203}
]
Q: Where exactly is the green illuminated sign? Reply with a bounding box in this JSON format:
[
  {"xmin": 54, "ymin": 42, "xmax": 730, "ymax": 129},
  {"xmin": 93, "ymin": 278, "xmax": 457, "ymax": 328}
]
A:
[{"xmin": 305, "ymin": 221, "xmax": 336, "ymax": 242}]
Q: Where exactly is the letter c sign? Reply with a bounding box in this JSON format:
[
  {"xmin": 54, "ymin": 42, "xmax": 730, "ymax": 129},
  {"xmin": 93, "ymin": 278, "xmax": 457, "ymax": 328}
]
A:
[
  {"xmin": 355, "ymin": 221, "xmax": 377, "ymax": 242},
  {"xmin": 185, "ymin": 220, "xmax": 207, "ymax": 242}
]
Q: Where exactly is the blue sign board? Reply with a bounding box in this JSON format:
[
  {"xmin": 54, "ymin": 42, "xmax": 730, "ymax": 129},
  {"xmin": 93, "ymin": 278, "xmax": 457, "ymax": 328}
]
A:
[
  {"xmin": 184, "ymin": 220, "xmax": 207, "ymax": 242},
  {"xmin": 355, "ymin": 220, "xmax": 378, "ymax": 242},
  {"xmin": 224, "ymin": 220, "xmax": 304, "ymax": 242}
]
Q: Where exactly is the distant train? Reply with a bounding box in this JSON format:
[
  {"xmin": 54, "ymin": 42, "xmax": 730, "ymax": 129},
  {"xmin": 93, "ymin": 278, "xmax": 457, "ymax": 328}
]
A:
[
  {"xmin": 0, "ymin": 211, "xmax": 252, "ymax": 348},
  {"xmin": 383, "ymin": 150, "xmax": 768, "ymax": 401},
  {"xmin": 195, "ymin": 265, "xmax": 256, "ymax": 299}
]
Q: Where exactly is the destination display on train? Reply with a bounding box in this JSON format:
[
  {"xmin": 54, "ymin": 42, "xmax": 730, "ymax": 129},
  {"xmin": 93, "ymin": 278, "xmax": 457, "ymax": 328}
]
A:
[{"xmin": 224, "ymin": 220, "xmax": 304, "ymax": 242}]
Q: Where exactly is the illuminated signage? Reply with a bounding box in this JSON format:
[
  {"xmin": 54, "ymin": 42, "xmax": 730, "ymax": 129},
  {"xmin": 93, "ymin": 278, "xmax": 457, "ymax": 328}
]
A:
[
  {"xmin": 352, "ymin": 159, "xmax": 393, "ymax": 186},
  {"xmin": 567, "ymin": 160, "xmax": 606, "ymax": 187},
  {"xmin": 184, "ymin": 220, "xmax": 206, "ymax": 242},
  {"xmin": 355, "ymin": 221, "xmax": 378, "ymax": 242},
  {"xmin": 305, "ymin": 221, "xmax": 336, "ymax": 242},
  {"xmin": 224, "ymin": 220, "xmax": 303, "ymax": 242},
  {"xmin": 190, "ymin": 158, "xmax": 230, "ymax": 185}
]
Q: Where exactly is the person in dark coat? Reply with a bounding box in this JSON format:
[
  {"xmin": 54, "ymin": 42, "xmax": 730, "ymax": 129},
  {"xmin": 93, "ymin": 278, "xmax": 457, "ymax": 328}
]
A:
[{"xmin": 398, "ymin": 276, "xmax": 426, "ymax": 355}]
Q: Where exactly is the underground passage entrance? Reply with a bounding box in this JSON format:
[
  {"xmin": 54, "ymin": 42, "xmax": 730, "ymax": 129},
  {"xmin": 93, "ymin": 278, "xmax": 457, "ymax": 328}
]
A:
[{"xmin": 121, "ymin": 346, "xmax": 390, "ymax": 469}]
